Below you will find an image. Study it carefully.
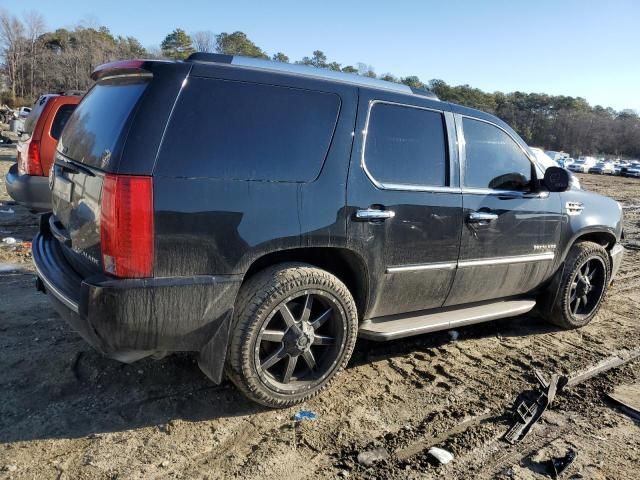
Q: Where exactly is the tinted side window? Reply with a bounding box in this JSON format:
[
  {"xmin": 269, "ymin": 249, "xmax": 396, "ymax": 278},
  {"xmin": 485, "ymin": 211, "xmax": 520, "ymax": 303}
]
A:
[
  {"xmin": 50, "ymin": 104, "xmax": 76, "ymax": 140},
  {"xmin": 365, "ymin": 103, "xmax": 447, "ymax": 187},
  {"xmin": 157, "ymin": 78, "xmax": 341, "ymax": 181},
  {"xmin": 463, "ymin": 118, "xmax": 533, "ymax": 191}
]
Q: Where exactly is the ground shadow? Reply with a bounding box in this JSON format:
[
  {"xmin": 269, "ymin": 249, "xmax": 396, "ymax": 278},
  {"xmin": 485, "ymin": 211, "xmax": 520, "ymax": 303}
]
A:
[{"xmin": 0, "ymin": 306, "xmax": 560, "ymax": 444}]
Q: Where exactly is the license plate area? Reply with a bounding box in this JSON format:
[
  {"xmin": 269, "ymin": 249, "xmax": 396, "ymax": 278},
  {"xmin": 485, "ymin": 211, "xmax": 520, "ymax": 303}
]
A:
[{"xmin": 52, "ymin": 174, "xmax": 73, "ymax": 202}]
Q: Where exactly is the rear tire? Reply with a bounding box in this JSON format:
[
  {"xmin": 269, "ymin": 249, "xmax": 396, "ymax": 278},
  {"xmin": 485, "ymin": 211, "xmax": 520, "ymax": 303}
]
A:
[
  {"xmin": 225, "ymin": 263, "xmax": 358, "ymax": 408},
  {"xmin": 546, "ymin": 241, "xmax": 610, "ymax": 329}
]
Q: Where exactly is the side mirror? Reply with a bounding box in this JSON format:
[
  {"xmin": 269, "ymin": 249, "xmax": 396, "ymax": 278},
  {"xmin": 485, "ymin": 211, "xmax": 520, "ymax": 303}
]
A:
[{"xmin": 543, "ymin": 166, "xmax": 570, "ymax": 192}]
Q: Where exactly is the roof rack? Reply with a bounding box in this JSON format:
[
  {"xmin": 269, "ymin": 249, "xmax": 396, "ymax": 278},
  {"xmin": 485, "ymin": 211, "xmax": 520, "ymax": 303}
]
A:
[{"xmin": 185, "ymin": 53, "xmax": 438, "ymax": 100}]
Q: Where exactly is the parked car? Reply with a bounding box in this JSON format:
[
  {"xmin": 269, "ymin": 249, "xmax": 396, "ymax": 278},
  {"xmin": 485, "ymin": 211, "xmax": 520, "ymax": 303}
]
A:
[
  {"xmin": 5, "ymin": 92, "xmax": 82, "ymax": 211},
  {"xmin": 568, "ymin": 157, "xmax": 597, "ymax": 173},
  {"xmin": 624, "ymin": 164, "xmax": 640, "ymax": 178},
  {"xmin": 588, "ymin": 161, "xmax": 615, "ymax": 175},
  {"xmin": 17, "ymin": 106, "xmax": 32, "ymax": 118},
  {"xmin": 33, "ymin": 55, "xmax": 625, "ymax": 407}
]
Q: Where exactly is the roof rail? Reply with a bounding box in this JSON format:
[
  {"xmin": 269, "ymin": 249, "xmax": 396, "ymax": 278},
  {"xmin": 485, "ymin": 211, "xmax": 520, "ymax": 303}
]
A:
[{"xmin": 185, "ymin": 52, "xmax": 438, "ymax": 100}]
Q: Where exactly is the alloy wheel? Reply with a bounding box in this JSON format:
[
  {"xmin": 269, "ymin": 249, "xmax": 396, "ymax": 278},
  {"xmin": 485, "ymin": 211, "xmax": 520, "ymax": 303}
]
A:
[
  {"xmin": 254, "ymin": 290, "xmax": 346, "ymax": 394},
  {"xmin": 569, "ymin": 256, "xmax": 607, "ymax": 319}
]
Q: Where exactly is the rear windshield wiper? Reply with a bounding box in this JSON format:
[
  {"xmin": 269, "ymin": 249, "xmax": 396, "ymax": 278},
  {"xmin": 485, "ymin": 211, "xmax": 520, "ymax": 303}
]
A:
[{"xmin": 56, "ymin": 158, "xmax": 95, "ymax": 177}]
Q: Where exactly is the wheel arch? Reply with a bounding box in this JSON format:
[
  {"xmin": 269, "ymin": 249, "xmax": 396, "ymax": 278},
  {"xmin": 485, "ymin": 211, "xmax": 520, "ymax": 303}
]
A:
[
  {"xmin": 560, "ymin": 228, "xmax": 617, "ymax": 264},
  {"xmin": 242, "ymin": 247, "xmax": 369, "ymax": 318}
]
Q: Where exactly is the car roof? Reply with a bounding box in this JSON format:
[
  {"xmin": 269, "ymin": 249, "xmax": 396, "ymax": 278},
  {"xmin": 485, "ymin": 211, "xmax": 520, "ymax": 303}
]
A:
[{"xmin": 184, "ymin": 53, "xmax": 440, "ymax": 100}]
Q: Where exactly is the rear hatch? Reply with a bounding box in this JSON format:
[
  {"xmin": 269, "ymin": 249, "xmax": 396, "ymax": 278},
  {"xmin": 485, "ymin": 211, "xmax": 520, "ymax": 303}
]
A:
[{"xmin": 50, "ymin": 61, "xmax": 172, "ymax": 278}]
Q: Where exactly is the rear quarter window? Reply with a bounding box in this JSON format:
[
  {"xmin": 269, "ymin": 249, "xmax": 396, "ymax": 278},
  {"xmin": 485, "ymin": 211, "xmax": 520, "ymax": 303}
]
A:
[
  {"xmin": 58, "ymin": 77, "xmax": 149, "ymax": 170},
  {"xmin": 156, "ymin": 78, "xmax": 341, "ymax": 182},
  {"xmin": 50, "ymin": 104, "xmax": 77, "ymax": 140}
]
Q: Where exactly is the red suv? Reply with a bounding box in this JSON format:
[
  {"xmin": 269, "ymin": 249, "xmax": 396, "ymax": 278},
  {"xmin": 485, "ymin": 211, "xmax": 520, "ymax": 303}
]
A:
[{"xmin": 6, "ymin": 92, "xmax": 82, "ymax": 211}]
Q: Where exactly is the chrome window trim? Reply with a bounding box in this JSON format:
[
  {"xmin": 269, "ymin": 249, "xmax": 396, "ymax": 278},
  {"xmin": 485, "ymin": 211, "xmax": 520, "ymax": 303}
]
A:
[
  {"xmin": 456, "ymin": 114, "xmax": 539, "ymax": 192},
  {"xmin": 361, "ymin": 100, "xmax": 454, "ymax": 193},
  {"xmin": 387, "ymin": 252, "xmax": 555, "ymax": 273},
  {"xmin": 387, "ymin": 262, "xmax": 457, "ymax": 273}
]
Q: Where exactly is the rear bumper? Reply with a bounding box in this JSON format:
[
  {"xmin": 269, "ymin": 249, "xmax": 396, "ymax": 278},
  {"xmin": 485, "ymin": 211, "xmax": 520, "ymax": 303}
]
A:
[
  {"xmin": 5, "ymin": 163, "xmax": 52, "ymax": 211},
  {"xmin": 32, "ymin": 218, "xmax": 242, "ymax": 382},
  {"xmin": 609, "ymin": 243, "xmax": 624, "ymax": 282}
]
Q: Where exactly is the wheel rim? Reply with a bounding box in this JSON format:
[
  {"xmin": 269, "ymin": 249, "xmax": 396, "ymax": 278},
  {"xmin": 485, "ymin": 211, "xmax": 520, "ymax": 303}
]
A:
[
  {"xmin": 254, "ymin": 290, "xmax": 347, "ymax": 394},
  {"xmin": 569, "ymin": 256, "xmax": 606, "ymax": 319}
]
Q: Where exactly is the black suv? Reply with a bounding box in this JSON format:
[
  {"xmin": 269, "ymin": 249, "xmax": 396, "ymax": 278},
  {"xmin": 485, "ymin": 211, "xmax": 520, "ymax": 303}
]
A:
[{"xmin": 33, "ymin": 54, "xmax": 624, "ymax": 407}]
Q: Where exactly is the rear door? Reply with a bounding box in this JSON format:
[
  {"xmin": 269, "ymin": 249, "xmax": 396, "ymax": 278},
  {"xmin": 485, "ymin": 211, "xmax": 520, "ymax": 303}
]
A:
[
  {"xmin": 444, "ymin": 114, "xmax": 563, "ymax": 306},
  {"xmin": 347, "ymin": 90, "xmax": 462, "ymax": 319}
]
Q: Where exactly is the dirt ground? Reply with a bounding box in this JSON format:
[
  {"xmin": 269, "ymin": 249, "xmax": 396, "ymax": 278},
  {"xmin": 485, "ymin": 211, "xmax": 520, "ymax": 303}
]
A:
[{"xmin": 0, "ymin": 146, "xmax": 638, "ymax": 480}]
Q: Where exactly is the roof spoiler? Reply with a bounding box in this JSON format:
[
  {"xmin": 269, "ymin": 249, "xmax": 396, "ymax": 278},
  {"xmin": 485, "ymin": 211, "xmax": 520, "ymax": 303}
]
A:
[{"xmin": 91, "ymin": 60, "xmax": 152, "ymax": 81}]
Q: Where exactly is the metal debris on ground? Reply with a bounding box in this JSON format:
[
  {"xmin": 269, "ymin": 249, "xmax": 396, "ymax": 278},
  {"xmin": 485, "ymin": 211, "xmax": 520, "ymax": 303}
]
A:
[
  {"xmin": 356, "ymin": 448, "xmax": 389, "ymax": 467},
  {"xmin": 505, "ymin": 373, "xmax": 559, "ymax": 444},
  {"xmin": 293, "ymin": 410, "xmax": 317, "ymax": 422},
  {"xmin": 2, "ymin": 237, "xmax": 18, "ymax": 244},
  {"xmin": 427, "ymin": 447, "xmax": 454, "ymax": 465},
  {"xmin": 505, "ymin": 348, "xmax": 640, "ymax": 444},
  {"xmin": 607, "ymin": 383, "xmax": 640, "ymax": 421},
  {"xmin": 547, "ymin": 449, "xmax": 577, "ymax": 479}
]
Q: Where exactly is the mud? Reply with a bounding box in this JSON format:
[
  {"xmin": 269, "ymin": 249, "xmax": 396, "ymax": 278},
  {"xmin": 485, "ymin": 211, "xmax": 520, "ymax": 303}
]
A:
[{"xmin": 0, "ymin": 148, "xmax": 638, "ymax": 479}]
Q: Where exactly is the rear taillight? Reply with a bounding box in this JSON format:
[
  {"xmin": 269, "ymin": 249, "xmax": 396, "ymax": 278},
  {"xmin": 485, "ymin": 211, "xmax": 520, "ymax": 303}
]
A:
[
  {"xmin": 100, "ymin": 174, "xmax": 154, "ymax": 278},
  {"xmin": 22, "ymin": 142, "xmax": 42, "ymax": 175}
]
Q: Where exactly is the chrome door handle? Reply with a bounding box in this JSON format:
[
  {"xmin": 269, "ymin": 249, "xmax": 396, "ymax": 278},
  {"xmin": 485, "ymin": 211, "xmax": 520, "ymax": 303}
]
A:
[
  {"xmin": 356, "ymin": 208, "xmax": 395, "ymax": 220},
  {"xmin": 468, "ymin": 211, "xmax": 498, "ymax": 224}
]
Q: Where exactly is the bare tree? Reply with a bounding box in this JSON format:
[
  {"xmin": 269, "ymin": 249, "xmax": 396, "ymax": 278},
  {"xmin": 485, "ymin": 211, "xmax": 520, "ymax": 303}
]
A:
[
  {"xmin": 191, "ymin": 30, "xmax": 216, "ymax": 53},
  {"xmin": 24, "ymin": 10, "xmax": 45, "ymax": 97},
  {"xmin": 0, "ymin": 9, "xmax": 25, "ymax": 99}
]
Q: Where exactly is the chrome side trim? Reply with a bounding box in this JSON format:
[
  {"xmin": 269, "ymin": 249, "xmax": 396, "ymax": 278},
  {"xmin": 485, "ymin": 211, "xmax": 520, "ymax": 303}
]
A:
[
  {"xmin": 33, "ymin": 259, "xmax": 80, "ymax": 314},
  {"xmin": 458, "ymin": 252, "xmax": 554, "ymax": 268},
  {"xmin": 387, "ymin": 252, "xmax": 554, "ymax": 273},
  {"xmin": 361, "ymin": 100, "xmax": 454, "ymax": 193},
  {"xmin": 387, "ymin": 262, "xmax": 457, "ymax": 273}
]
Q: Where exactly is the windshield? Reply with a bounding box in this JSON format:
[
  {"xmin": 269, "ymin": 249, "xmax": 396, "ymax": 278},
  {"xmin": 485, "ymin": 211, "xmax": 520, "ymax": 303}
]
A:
[{"xmin": 57, "ymin": 77, "xmax": 149, "ymax": 170}]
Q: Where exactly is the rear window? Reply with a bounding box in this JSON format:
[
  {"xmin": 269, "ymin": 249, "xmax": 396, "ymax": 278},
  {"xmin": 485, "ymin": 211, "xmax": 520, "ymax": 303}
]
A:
[
  {"xmin": 57, "ymin": 77, "xmax": 148, "ymax": 170},
  {"xmin": 50, "ymin": 104, "xmax": 76, "ymax": 140},
  {"xmin": 22, "ymin": 95, "xmax": 51, "ymax": 136},
  {"xmin": 156, "ymin": 78, "xmax": 341, "ymax": 181}
]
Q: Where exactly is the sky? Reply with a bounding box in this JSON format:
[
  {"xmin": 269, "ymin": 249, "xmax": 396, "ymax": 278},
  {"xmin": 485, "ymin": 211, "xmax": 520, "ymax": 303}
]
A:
[{"xmin": 1, "ymin": 0, "xmax": 639, "ymax": 111}]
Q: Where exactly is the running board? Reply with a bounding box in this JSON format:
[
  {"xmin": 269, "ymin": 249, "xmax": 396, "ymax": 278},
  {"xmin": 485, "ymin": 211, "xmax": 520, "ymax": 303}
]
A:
[{"xmin": 359, "ymin": 299, "xmax": 537, "ymax": 341}]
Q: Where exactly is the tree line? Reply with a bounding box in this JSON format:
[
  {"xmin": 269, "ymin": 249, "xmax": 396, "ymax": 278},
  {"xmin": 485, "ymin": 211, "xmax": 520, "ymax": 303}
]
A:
[{"xmin": 1, "ymin": 10, "xmax": 638, "ymax": 158}]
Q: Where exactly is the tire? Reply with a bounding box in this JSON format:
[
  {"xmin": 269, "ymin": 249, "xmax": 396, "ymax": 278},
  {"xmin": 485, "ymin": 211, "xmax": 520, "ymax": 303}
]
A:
[
  {"xmin": 547, "ymin": 241, "xmax": 610, "ymax": 329},
  {"xmin": 224, "ymin": 263, "xmax": 358, "ymax": 408}
]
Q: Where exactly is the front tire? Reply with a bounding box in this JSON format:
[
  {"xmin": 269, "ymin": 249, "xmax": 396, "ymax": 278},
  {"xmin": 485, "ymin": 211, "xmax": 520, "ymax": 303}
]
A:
[
  {"xmin": 225, "ymin": 263, "xmax": 358, "ymax": 408},
  {"xmin": 547, "ymin": 241, "xmax": 610, "ymax": 329}
]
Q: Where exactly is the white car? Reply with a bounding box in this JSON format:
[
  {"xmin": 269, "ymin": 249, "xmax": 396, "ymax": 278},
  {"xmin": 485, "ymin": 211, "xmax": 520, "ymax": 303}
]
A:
[{"xmin": 529, "ymin": 147, "xmax": 581, "ymax": 189}]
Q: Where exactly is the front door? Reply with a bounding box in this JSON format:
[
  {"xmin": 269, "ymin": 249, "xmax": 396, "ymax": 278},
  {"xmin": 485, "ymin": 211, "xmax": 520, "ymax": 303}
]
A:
[
  {"xmin": 444, "ymin": 114, "xmax": 563, "ymax": 306},
  {"xmin": 347, "ymin": 91, "xmax": 463, "ymax": 319}
]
